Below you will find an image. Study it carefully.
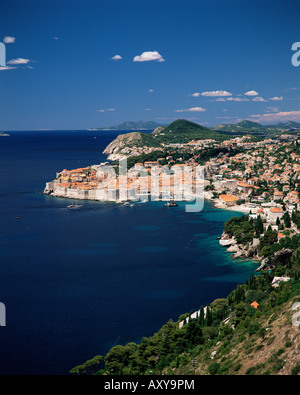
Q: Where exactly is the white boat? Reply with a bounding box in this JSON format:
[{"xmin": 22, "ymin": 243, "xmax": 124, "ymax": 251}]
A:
[
  {"xmin": 165, "ymin": 201, "xmax": 178, "ymax": 207},
  {"xmin": 67, "ymin": 204, "xmax": 83, "ymax": 209}
]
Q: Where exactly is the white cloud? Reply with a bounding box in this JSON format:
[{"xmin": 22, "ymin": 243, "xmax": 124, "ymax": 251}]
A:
[
  {"xmin": 7, "ymin": 58, "xmax": 30, "ymax": 65},
  {"xmin": 144, "ymin": 108, "xmax": 152, "ymax": 111},
  {"xmin": 252, "ymin": 96, "xmax": 267, "ymax": 102},
  {"xmin": 215, "ymin": 116, "xmax": 239, "ymax": 120},
  {"xmin": 111, "ymin": 54, "xmax": 122, "ymax": 60},
  {"xmin": 191, "ymin": 92, "xmax": 201, "ymax": 97},
  {"xmin": 175, "ymin": 107, "xmax": 206, "ymax": 113},
  {"xmin": 0, "ymin": 66, "xmax": 17, "ymax": 71},
  {"xmin": 133, "ymin": 51, "xmax": 164, "ymax": 62},
  {"xmin": 3, "ymin": 36, "xmax": 15, "ymax": 44},
  {"xmin": 249, "ymin": 110, "xmax": 300, "ymax": 123},
  {"xmin": 244, "ymin": 90, "xmax": 259, "ymax": 96},
  {"xmin": 283, "ymin": 87, "xmax": 299, "ymax": 91},
  {"xmin": 266, "ymin": 106, "xmax": 279, "ymax": 113},
  {"xmin": 226, "ymin": 97, "xmax": 249, "ymax": 102},
  {"xmin": 201, "ymin": 90, "xmax": 232, "ymax": 97},
  {"xmin": 148, "ymin": 89, "xmax": 154, "ymax": 93},
  {"xmin": 97, "ymin": 108, "xmax": 116, "ymax": 113},
  {"xmin": 269, "ymin": 96, "xmax": 283, "ymax": 101}
]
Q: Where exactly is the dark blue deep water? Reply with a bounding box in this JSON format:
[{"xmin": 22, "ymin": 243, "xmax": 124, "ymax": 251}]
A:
[{"xmin": 0, "ymin": 131, "xmax": 257, "ymax": 374}]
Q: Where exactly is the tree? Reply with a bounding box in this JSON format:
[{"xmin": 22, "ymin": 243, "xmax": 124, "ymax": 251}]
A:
[
  {"xmin": 208, "ymin": 362, "xmax": 220, "ymax": 375},
  {"xmin": 283, "ymin": 212, "xmax": 291, "ymax": 228},
  {"xmin": 205, "ymin": 306, "xmax": 213, "ymax": 326},
  {"xmin": 185, "ymin": 318, "xmax": 204, "ymax": 346},
  {"xmin": 69, "ymin": 355, "xmax": 103, "ymax": 375},
  {"xmin": 198, "ymin": 306, "xmax": 205, "ymax": 327},
  {"xmin": 255, "ymin": 215, "xmax": 264, "ymax": 236},
  {"xmin": 104, "ymin": 343, "xmax": 137, "ymax": 374}
]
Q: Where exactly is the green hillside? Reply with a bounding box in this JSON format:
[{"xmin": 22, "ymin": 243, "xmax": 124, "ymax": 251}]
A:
[
  {"xmin": 154, "ymin": 119, "xmax": 227, "ymax": 143},
  {"xmin": 213, "ymin": 120, "xmax": 300, "ymax": 134},
  {"xmin": 70, "ymin": 264, "xmax": 300, "ymax": 375},
  {"xmin": 213, "ymin": 120, "xmax": 266, "ymax": 133}
]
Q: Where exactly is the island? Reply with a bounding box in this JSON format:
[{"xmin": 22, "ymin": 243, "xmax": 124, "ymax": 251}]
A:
[{"xmin": 96, "ymin": 120, "xmax": 165, "ymax": 131}]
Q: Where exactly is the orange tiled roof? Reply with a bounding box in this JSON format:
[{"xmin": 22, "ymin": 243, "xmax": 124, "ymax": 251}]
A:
[
  {"xmin": 270, "ymin": 207, "xmax": 283, "ymax": 213},
  {"xmin": 238, "ymin": 181, "xmax": 253, "ymax": 188},
  {"xmin": 220, "ymin": 194, "xmax": 239, "ymax": 202}
]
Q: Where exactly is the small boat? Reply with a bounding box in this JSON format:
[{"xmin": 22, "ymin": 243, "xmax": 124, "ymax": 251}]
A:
[
  {"xmin": 165, "ymin": 201, "xmax": 178, "ymax": 207},
  {"xmin": 67, "ymin": 204, "xmax": 83, "ymax": 209}
]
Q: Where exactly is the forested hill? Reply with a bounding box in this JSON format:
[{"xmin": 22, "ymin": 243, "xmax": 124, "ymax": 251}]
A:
[
  {"xmin": 153, "ymin": 119, "xmax": 228, "ymax": 143},
  {"xmin": 103, "ymin": 119, "xmax": 228, "ymax": 157},
  {"xmin": 213, "ymin": 120, "xmax": 300, "ymax": 134}
]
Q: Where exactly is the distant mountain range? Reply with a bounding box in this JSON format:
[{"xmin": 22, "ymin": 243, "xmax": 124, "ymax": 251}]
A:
[
  {"xmin": 213, "ymin": 120, "xmax": 300, "ymax": 133},
  {"xmin": 97, "ymin": 121, "xmax": 165, "ymax": 131},
  {"xmin": 97, "ymin": 119, "xmax": 300, "ymax": 134}
]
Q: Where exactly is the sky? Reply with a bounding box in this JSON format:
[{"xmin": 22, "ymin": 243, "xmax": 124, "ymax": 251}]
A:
[{"xmin": 1, "ymin": 0, "xmax": 300, "ymax": 130}]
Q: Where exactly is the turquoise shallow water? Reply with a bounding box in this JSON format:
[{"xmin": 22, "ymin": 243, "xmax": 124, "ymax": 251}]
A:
[{"xmin": 0, "ymin": 131, "xmax": 257, "ymax": 374}]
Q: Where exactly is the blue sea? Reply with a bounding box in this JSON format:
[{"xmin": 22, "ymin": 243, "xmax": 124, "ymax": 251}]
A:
[{"xmin": 0, "ymin": 131, "xmax": 257, "ymax": 374}]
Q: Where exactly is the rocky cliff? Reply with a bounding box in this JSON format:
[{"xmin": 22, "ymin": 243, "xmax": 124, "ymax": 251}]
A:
[
  {"xmin": 257, "ymin": 248, "xmax": 294, "ymax": 271},
  {"xmin": 220, "ymin": 232, "xmax": 259, "ymax": 261},
  {"xmin": 102, "ymin": 132, "xmax": 143, "ymax": 160}
]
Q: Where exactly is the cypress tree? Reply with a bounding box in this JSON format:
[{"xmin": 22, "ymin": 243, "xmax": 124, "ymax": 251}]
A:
[
  {"xmin": 255, "ymin": 215, "xmax": 264, "ymax": 236},
  {"xmin": 205, "ymin": 306, "xmax": 212, "ymax": 326},
  {"xmin": 283, "ymin": 212, "xmax": 291, "ymax": 228},
  {"xmin": 199, "ymin": 306, "xmax": 205, "ymax": 327}
]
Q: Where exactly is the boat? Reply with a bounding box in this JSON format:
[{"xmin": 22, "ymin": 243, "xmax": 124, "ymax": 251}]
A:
[
  {"xmin": 67, "ymin": 204, "xmax": 83, "ymax": 209},
  {"xmin": 165, "ymin": 201, "xmax": 178, "ymax": 207}
]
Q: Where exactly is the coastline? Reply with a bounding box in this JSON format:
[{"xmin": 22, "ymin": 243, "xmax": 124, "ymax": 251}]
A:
[
  {"xmin": 203, "ymin": 193, "xmax": 263, "ymax": 268},
  {"xmin": 45, "ymin": 178, "xmax": 261, "ymax": 270},
  {"xmin": 44, "ymin": 165, "xmax": 260, "ymax": 267},
  {"xmin": 203, "ymin": 191, "xmax": 252, "ymax": 214}
]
